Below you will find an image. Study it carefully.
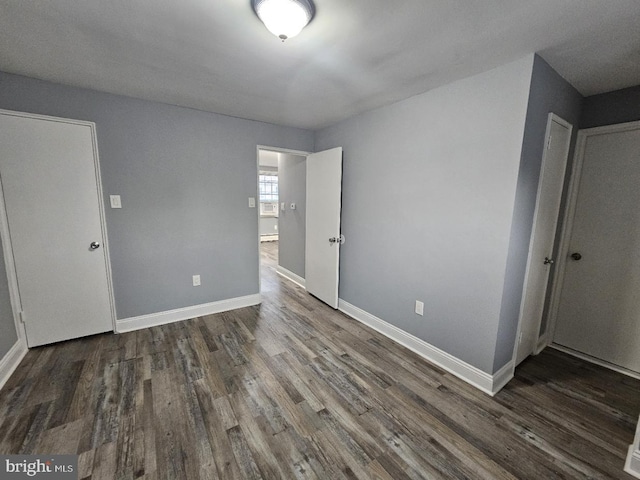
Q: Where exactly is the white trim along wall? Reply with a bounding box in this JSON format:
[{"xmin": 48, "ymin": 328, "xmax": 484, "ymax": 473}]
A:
[
  {"xmin": 274, "ymin": 267, "xmax": 512, "ymax": 395},
  {"xmin": 276, "ymin": 266, "xmax": 306, "ymax": 289},
  {"xmin": 0, "ymin": 339, "xmax": 28, "ymax": 391},
  {"xmin": 116, "ymin": 294, "xmax": 261, "ymax": 333},
  {"xmin": 1, "ymin": 293, "xmax": 262, "ymax": 392},
  {"xmin": 626, "ymin": 415, "xmax": 640, "ymax": 479},
  {"xmin": 338, "ymin": 299, "xmax": 513, "ymax": 396}
]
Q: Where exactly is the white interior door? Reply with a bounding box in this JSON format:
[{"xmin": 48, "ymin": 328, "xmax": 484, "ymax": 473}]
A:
[
  {"xmin": 552, "ymin": 124, "xmax": 640, "ymax": 373},
  {"xmin": 305, "ymin": 147, "xmax": 343, "ymax": 308},
  {"xmin": 515, "ymin": 115, "xmax": 572, "ymax": 365},
  {"xmin": 0, "ymin": 110, "xmax": 114, "ymax": 347}
]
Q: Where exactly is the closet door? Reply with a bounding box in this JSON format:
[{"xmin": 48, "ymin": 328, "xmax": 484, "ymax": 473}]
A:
[
  {"xmin": 553, "ymin": 123, "xmax": 640, "ymax": 373},
  {"xmin": 0, "ymin": 110, "xmax": 114, "ymax": 347}
]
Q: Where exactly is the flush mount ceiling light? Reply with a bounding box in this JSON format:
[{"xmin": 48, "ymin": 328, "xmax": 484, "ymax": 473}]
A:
[{"xmin": 251, "ymin": 0, "xmax": 315, "ymax": 41}]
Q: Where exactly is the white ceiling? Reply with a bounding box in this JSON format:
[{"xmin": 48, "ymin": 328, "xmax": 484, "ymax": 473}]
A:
[{"xmin": 1, "ymin": 0, "xmax": 640, "ymax": 130}]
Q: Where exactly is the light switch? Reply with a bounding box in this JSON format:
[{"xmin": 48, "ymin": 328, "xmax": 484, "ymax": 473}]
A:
[
  {"xmin": 248, "ymin": 197, "xmax": 256, "ymax": 208},
  {"xmin": 110, "ymin": 195, "xmax": 122, "ymax": 208},
  {"xmin": 290, "ymin": 203, "xmax": 296, "ymax": 210}
]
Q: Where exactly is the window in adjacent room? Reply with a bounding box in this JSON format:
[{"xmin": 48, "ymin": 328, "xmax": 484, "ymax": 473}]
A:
[{"xmin": 259, "ymin": 173, "xmax": 278, "ymax": 215}]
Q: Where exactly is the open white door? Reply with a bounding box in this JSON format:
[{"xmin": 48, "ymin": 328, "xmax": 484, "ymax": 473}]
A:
[
  {"xmin": 515, "ymin": 114, "xmax": 572, "ymax": 365},
  {"xmin": 305, "ymin": 147, "xmax": 343, "ymax": 308},
  {"xmin": 0, "ymin": 110, "xmax": 114, "ymax": 347}
]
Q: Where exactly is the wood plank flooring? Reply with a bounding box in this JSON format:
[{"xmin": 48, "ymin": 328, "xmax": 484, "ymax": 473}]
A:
[{"xmin": 1, "ymin": 241, "xmax": 638, "ymax": 479}]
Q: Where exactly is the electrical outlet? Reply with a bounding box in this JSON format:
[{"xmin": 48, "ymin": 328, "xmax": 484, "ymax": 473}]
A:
[
  {"xmin": 192, "ymin": 275, "xmax": 201, "ymax": 287},
  {"xmin": 415, "ymin": 300, "xmax": 424, "ymax": 316},
  {"xmin": 110, "ymin": 195, "xmax": 122, "ymax": 208}
]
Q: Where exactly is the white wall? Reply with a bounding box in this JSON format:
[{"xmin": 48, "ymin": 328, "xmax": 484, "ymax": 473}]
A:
[{"xmin": 315, "ymin": 56, "xmax": 534, "ymax": 373}]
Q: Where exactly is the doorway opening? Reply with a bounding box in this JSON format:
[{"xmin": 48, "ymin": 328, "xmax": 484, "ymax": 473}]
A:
[
  {"xmin": 256, "ymin": 146, "xmax": 309, "ymax": 296},
  {"xmin": 255, "ymin": 145, "xmax": 344, "ymax": 309}
]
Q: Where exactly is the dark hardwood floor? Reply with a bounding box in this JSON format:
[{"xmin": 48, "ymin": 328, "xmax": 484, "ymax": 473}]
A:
[{"xmin": 1, "ymin": 240, "xmax": 638, "ymax": 479}]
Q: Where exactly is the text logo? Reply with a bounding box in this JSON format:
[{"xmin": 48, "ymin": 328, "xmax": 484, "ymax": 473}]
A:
[{"xmin": 1, "ymin": 455, "xmax": 77, "ymax": 479}]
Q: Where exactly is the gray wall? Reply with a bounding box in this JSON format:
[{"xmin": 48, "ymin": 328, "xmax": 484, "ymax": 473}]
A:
[
  {"xmin": 315, "ymin": 56, "xmax": 534, "ymax": 374},
  {"xmin": 278, "ymin": 154, "xmax": 306, "ymax": 278},
  {"xmin": 0, "ymin": 236, "xmax": 18, "ymax": 359},
  {"xmin": 493, "ymin": 55, "xmax": 583, "ymax": 371},
  {"xmin": 581, "ymin": 85, "xmax": 640, "ymax": 129},
  {"xmin": 0, "ymin": 71, "xmax": 313, "ymax": 320}
]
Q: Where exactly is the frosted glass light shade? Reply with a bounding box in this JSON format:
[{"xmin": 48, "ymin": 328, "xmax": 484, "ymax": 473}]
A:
[{"xmin": 252, "ymin": 0, "xmax": 315, "ymax": 41}]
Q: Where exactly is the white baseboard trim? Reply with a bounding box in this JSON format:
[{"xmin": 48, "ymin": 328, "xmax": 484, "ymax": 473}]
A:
[
  {"xmin": 0, "ymin": 339, "xmax": 28, "ymax": 392},
  {"xmin": 550, "ymin": 343, "xmax": 640, "ymax": 380},
  {"xmin": 535, "ymin": 333, "xmax": 549, "ymax": 354},
  {"xmin": 338, "ymin": 299, "xmax": 513, "ymax": 396},
  {"xmin": 276, "ymin": 266, "xmax": 306, "ymax": 289},
  {"xmin": 116, "ymin": 294, "xmax": 262, "ymax": 333},
  {"xmin": 625, "ymin": 445, "xmax": 640, "ymax": 479},
  {"xmin": 260, "ymin": 235, "xmax": 279, "ymax": 242},
  {"xmin": 491, "ymin": 361, "xmax": 515, "ymax": 394}
]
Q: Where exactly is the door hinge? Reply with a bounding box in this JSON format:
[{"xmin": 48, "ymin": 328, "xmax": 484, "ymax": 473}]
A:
[
  {"xmin": 19, "ymin": 311, "xmax": 25, "ymax": 324},
  {"xmin": 518, "ymin": 331, "xmax": 523, "ymax": 344},
  {"xmin": 547, "ymin": 135, "xmax": 553, "ymax": 150}
]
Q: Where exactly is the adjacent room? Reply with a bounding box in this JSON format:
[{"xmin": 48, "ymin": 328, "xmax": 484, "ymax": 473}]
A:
[{"xmin": 1, "ymin": 0, "xmax": 640, "ymax": 478}]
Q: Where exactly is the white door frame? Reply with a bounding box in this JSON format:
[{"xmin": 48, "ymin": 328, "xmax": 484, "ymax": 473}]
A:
[
  {"xmin": 0, "ymin": 109, "xmax": 118, "ymax": 344},
  {"xmin": 0, "ymin": 160, "xmax": 27, "ymax": 346},
  {"xmin": 255, "ymin": 145, "xmax": 311, "ymax": 295},
  {"xmin": 512, "ymin": 113, "xmax": 572, "ymax": 367},
  {"xmin": 542, "ymin": 119, "xmax": 640, "ymax": 352}
]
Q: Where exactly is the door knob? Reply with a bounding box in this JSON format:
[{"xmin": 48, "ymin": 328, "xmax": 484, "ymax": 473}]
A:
[
  {"xmin": 90, "ymin": 242, "xmax": 101, "ymax": 250},
  {"xmin": 543, "ymin": 257, "xmax": 554, "ymax": 265},
  {"xmin": 571, "ymin": 252, "xmax": 582, "ymax": 261},
  {"xmin": 329, "ymin": 237, "xmax": 337, "ymax": 244}
]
